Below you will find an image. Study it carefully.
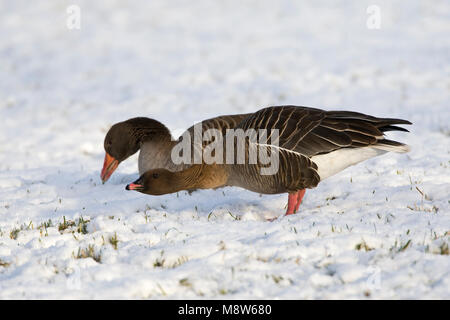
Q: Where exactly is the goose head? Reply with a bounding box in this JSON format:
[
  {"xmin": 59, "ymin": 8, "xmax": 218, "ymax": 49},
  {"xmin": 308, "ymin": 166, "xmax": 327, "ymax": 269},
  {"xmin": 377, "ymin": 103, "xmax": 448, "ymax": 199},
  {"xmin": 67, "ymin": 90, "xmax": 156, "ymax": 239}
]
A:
[
  {"xmin": 125, "ymin": 169, "xmax": 186, "ymax": 195},
  {"xmin": 101, "ymin": 117, "xmax": 172, "ymax": 183}
]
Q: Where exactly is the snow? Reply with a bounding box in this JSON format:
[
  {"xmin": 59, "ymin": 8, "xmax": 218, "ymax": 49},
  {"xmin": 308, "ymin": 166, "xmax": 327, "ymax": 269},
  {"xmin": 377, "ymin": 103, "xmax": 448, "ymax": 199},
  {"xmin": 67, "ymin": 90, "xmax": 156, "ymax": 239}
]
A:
[{"xmin": 0, "ymin": 0, "xmax": 449, "ymax": 299}]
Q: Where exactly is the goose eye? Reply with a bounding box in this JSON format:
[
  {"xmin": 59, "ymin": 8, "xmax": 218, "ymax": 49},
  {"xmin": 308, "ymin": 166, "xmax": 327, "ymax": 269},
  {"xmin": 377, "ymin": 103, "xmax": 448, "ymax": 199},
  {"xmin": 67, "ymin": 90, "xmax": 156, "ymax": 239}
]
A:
[{"xmin": 152, "ymin": 173, "xmax": 159, "ymax": 179}]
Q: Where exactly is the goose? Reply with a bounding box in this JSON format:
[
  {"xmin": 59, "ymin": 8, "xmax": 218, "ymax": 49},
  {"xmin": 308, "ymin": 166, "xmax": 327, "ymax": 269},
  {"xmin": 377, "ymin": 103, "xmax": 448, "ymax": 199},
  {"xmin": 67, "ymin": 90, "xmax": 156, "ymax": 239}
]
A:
[
  {"xmin": 101, "ymin": 114, "xmax": 250, "ymax": 183},
  {"xmin": 125, "ymin": 105, "xmax": 411, "ymax": 216}
]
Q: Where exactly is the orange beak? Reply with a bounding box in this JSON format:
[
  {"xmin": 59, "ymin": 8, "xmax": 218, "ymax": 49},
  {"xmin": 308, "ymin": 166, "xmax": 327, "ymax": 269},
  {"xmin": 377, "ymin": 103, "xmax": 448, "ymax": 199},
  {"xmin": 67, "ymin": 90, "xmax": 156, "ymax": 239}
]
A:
[
  {"xmin": 125, "ymin": 183, "xmax": 144, "ymax": 191},
  {"xmin": 100, "ymin": 153, "xmax": 119, "ymax": 183}
]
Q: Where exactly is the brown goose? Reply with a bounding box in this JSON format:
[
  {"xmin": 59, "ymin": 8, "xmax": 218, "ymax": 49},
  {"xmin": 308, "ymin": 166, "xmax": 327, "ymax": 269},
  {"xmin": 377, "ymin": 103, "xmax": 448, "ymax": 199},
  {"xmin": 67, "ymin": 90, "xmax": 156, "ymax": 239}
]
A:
[
  {"xmin": 126, "ymin": 105, "xmax": 411, "ymax": 216},
  {"xmin": 101, "ymin": 114, "xmax": 250, "ymax": 183}
]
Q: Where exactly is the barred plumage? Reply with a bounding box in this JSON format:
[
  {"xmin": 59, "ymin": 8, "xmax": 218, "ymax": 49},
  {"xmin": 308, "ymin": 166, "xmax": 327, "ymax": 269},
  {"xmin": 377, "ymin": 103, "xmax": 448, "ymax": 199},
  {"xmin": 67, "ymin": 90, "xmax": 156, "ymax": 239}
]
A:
[{"xmin": 117, "ymin": 105, "xmax": 411, "ymax": 218}]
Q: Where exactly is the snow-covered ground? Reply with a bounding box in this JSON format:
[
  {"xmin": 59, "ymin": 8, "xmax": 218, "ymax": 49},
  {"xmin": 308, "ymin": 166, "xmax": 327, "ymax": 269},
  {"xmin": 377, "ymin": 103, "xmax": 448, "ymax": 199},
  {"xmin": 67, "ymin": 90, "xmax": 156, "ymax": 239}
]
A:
[{"xmin": 0, "ymin": 0, "xmax": 449, "ymax": 299}]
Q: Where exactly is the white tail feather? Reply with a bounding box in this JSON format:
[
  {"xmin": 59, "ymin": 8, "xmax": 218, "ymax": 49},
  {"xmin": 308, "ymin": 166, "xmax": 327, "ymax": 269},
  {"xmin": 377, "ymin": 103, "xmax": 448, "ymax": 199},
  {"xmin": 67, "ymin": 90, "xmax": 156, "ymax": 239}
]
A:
[
  {"xmin": 311, "ymin": 144, "xmax": 409, "ymax": 180},
  {"xmin": 372, "ymin": 143, "xmax": 410, "ymax": 153}
]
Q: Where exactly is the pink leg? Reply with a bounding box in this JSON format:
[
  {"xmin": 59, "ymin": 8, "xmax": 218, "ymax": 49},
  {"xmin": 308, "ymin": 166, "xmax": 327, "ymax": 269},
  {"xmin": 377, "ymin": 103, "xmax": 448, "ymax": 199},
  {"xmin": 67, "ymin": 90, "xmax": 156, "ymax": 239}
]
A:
[
  {"xmin": 294, "ymin": 189, "xmax": 306, "ymax": 213},
  {"xmin": 285, "ymin": 193, "xmax": 298, "ymax": 215}
]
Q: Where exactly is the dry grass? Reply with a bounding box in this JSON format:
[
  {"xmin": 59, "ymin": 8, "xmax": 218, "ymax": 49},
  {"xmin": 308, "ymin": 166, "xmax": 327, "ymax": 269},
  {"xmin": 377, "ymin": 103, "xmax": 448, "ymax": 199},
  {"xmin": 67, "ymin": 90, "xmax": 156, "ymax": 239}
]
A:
[{"xmin": 74, "ymin": 245, "xmax": 101, "ymax": 263}]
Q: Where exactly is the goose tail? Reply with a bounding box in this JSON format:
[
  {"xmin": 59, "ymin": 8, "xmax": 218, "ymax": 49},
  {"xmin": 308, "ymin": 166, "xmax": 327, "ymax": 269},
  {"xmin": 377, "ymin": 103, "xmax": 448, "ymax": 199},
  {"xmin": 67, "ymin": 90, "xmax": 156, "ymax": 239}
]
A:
[{"xmin": 373, "ymin": 139, "xmax": 410, "ymax": 153}]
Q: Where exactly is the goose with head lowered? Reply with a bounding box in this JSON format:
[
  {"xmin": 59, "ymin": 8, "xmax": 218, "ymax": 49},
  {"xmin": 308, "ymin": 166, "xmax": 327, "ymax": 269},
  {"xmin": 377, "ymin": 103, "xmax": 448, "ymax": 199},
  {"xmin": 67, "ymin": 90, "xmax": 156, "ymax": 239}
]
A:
[
  {"xmin": 126, "ymin": 105, "xmax": 411, "ymax": 216},
  {"xmin": 101, "ymin": 114, "xmax": 250, "ymax": 183}
]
